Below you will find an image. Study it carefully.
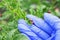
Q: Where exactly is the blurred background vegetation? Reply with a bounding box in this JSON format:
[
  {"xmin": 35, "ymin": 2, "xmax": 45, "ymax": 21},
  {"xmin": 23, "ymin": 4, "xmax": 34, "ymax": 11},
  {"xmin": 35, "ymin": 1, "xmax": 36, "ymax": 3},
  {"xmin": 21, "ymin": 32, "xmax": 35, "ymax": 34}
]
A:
[{"xmin": 0, "ymin": 0, "xmax": 60, "ymax": 40}]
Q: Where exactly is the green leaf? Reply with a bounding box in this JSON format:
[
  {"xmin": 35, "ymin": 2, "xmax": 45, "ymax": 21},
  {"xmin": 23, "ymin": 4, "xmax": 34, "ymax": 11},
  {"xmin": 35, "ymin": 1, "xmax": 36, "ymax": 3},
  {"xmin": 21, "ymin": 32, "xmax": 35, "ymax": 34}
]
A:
[
  {"xmin": 4, "ymin": 29, "xmax": 16, "ymax": 40},
  {"xmin": 0, "ymin": 35, "xmax": 3, "ymax": 40}
]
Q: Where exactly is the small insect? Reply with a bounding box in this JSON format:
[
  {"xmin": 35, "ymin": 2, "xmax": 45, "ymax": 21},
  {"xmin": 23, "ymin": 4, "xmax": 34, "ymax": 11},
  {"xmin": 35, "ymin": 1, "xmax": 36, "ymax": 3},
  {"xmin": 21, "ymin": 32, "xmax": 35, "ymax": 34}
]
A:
[
  {"xmin": 48, "ymin": 10, "xmax": 51, "ymax": 13},
  {"xmin": 30, "ymin": 19, "xmax": 34, "ymax": 24},
  {"xmin": 0, "ymin": 13, "xmax": 2, "ymax": 17}
]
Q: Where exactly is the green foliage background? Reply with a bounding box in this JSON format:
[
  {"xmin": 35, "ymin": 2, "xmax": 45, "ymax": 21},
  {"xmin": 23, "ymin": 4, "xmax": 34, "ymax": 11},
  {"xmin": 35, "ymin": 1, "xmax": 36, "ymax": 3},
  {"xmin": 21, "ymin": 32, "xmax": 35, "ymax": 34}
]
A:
[{"xmin": 0, "ymin": 0, "xmax": 60, "ymax": 40}]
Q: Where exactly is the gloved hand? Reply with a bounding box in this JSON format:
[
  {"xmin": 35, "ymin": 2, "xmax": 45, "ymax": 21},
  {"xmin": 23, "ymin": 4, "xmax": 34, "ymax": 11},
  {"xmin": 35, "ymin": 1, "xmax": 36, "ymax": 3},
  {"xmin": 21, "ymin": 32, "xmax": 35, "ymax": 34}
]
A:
[{"xmin": 18, "ymin": 13, "xmax": 60, "ymax": 40}]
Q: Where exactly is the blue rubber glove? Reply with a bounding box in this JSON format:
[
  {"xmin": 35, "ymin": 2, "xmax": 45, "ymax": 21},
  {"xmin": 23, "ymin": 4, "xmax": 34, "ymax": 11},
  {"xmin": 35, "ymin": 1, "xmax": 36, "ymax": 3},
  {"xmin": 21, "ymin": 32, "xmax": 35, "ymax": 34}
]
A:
[{"xmin": 18, "ymin": 13, "xmax": 60, "ymax": 40}]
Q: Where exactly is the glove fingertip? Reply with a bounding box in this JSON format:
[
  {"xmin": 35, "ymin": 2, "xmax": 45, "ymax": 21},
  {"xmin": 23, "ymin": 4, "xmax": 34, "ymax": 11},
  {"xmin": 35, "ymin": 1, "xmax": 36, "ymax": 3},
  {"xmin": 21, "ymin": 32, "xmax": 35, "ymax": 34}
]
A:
[
  {"xmin": 26, "ymin": 14, "xmax": 37, "ymax": 20},
  {"xmin": 18, "ymin": 24, "xmax": 30, "ymax": 32},
  {"xmin": 18, "ymin": 19, "xmax": 29, "ymax": 26},
  {"xmin": 44, "ymin": 13, "xmax": 59, "ymax": 20}
]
